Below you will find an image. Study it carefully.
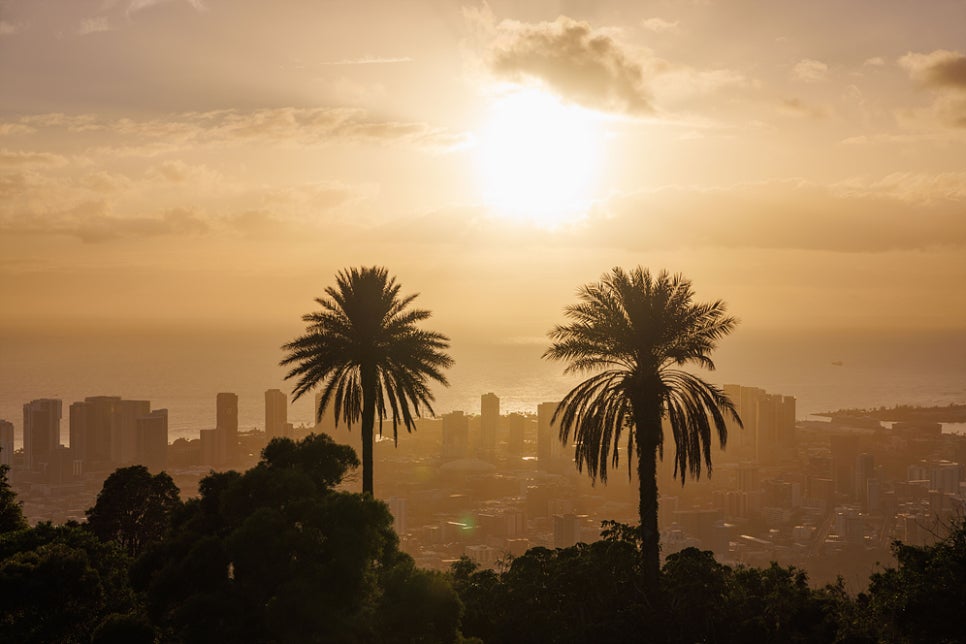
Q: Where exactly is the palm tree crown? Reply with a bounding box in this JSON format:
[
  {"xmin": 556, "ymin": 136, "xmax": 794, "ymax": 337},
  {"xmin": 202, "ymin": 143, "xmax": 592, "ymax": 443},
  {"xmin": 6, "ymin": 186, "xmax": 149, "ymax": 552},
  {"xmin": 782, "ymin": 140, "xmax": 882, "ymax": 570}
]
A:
[
  {"xmin": 281, "ymin": 266, "xmax": 452, "ymax": 495},
  {"xmin": 544, "ymin": 266, "xmax": 741, "ymax": 586}
]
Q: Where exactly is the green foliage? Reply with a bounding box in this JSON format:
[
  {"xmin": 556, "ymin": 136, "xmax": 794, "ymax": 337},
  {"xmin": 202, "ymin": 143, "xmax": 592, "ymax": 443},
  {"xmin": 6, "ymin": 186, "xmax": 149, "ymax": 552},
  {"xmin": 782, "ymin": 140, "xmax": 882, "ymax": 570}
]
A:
[
  {"xmin": 451, "ymin": 534, "xmax": 867, "ymax": 644},
  {"xmin": 451, "ymin": 537, "xmax": 647, "ymax": 643},
  {"xmin": 133, "ymin": 433, "xmax": 463, "ymax": 643},
  {"xmin": 85, "ymin": 465, "xmax": 182, "ymax": 557},
  {"xmin": 865, "ymin": 519, "xmax": 966, "ymax": 643},
  {"xmin": 0, "ymin": 522, "xmax": 138, "ymax": 643},
  {"xmin": 0, "ymin": 461, "xmax": 27, "ymax": 533},
  {"xmin": 280, "ymin": 266, "xmax": 453, "ymax": 495}
]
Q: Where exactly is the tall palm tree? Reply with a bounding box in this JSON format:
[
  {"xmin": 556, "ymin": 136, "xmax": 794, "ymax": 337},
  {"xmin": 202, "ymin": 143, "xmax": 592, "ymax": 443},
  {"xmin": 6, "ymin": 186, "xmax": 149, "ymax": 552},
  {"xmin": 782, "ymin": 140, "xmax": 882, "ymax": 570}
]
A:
[
  {"xmin": 281, "ymin": 266, "xmax": 453, "ymax": 496},
  {"xmin": 544, "ymin": 267, "xmax": 741, "ymax": 588}
]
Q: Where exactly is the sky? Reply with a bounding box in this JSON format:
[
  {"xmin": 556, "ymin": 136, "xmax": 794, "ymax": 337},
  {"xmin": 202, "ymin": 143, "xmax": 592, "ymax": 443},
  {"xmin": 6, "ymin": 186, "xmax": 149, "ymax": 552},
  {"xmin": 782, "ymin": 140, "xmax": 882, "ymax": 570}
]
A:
[{"xmin": 2, "ymin": 0, "xmax": 966, "ymax": 349}]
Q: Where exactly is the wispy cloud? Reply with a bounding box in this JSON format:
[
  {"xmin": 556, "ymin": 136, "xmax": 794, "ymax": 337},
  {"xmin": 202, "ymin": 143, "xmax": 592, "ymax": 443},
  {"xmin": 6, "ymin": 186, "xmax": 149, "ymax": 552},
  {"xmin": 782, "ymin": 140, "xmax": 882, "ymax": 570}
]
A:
[
  {"xmin": 0, "ymin": 20, "xmax": 24, "ymax": 36},
  {"xmin": 641, "ymin": 18, "xmax": 680, "ymax": 34},
  {"xmin": 792, "ymin": 58, "xmax": 828, "ymax": 82},
  {"xmin": 127, "ymin": 0, "xmax": 207, "ymax": 17},
  {"xmin": 318, "ymin": 56, "xmax": 414, "ymax": 66},
  {"xmin": 78, "ymin": 17, "xmax": 111, "ymax": 36}
]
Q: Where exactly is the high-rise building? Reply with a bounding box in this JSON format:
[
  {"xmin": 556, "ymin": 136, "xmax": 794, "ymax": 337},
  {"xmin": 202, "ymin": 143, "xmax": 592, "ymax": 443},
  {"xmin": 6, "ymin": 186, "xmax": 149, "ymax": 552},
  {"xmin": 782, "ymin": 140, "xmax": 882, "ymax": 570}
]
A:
[
  {"xmin": 506, "ymin": 413, "xmax": 525, "ymax": 455},
  {"xmin": 0, "ymin": 419, "xmax": 13, "ymax": 467},
  {"xmin": 537, "ymin": 402, "xmax": 560, "ymax": 467},
  {"xmin": 137, "ymin": 409, "xmax": 168, "ymax": 472},
  {"xmin": 23, "ymin": 398, "xmax": 62, "ymax": 470},
  {"xmin": 112, "ymin": 399, "xmax": 150, "ymax": 465},
  {"xmin": 553, "ymin": 513, "xmax": 579, "ymax": 549},
  {"xmin": 70, "ymin": 396, "xmax": 120, "ymax": 468},
  {"xmin": 442, "ymin": 411, "xmax": 469, "ymax": 461},
  {"xmin": 265, "ymin": 389, "xmax": 288, "ymax": 440},
  {"xmin": 216, "ymin": 392, "xmax": 238, "ymax": 465},
  {"xmin": 480, "ymin": 393, "xmax": 499, "ymax": 455}
]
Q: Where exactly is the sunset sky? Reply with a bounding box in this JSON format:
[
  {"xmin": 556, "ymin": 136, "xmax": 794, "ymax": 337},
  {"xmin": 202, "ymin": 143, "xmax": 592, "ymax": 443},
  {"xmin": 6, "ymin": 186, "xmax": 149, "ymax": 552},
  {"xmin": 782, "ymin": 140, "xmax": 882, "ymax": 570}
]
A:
[{"xmin": 2, "ymin": 0, "xmax": 965, "ymax": 345}]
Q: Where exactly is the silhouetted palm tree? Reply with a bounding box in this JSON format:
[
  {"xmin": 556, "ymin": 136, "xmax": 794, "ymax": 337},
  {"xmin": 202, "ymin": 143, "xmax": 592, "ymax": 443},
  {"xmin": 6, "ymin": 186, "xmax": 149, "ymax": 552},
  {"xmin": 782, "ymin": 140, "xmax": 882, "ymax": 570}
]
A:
[
  {"xmin": 544, "ymin": 267, "xmax": 741, "ymax": 588},
  {"xmin": 281, "ymin": 266, "xmax": 452, "ymax": 496}
]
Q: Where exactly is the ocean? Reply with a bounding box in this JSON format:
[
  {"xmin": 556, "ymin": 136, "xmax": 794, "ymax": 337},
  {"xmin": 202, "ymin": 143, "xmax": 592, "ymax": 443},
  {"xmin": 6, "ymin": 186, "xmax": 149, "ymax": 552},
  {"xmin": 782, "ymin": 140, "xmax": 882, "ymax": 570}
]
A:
[{"xmin": 2, "ymin": 326, "xmax": 964, "ymax": 447}]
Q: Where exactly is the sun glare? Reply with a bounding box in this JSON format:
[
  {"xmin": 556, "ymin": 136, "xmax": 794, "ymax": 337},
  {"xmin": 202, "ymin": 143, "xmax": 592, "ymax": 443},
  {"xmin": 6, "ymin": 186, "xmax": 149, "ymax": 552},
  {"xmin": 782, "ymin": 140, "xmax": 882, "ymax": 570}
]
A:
[{"xmin": 476, "ymin": 88, "xmax": 605, "ymax": 226}]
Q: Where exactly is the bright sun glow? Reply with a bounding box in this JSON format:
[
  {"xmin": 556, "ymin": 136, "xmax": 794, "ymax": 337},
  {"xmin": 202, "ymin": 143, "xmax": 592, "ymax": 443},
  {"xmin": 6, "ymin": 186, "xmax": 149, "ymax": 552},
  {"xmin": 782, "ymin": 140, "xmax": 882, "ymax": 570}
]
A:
[{"xmin": 477, "ymin": 88, "xmax": 605, "ymax": 226}]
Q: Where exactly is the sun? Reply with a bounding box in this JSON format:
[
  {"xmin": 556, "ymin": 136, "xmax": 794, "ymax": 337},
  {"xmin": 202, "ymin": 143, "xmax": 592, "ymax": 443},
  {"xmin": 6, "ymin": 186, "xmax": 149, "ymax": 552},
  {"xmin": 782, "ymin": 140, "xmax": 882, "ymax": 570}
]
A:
[{"xmin": 476, "ymin": 88, "xmax": 605, "ymax": 226}]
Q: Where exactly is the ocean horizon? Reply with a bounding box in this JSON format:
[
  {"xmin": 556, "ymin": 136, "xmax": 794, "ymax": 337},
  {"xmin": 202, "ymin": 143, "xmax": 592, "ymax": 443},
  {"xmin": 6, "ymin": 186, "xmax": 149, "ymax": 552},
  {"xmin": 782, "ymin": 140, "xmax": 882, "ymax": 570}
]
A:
[{"xmin": 3, "ymin": 325, "xmax": 964, "ymax": 447}]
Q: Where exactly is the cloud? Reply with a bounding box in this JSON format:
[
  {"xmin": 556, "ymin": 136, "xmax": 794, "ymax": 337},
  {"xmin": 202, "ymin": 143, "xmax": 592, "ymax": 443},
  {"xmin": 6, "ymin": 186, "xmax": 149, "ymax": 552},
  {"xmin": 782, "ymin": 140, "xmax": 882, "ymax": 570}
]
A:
[
  {"xmin": 641, "ymin": 18, "xmax": 680, "ymax": 34},
  {"xmin": 127, "ymin": 0, "xmax": 207, "ymax": 16},
  {"xmin": 73, "ymin": 207, "xmax": 210, "ymax": 242},
  {"xmin": 78, "ymin": 17, "xmax": 111, "ymax": 35},
  {"xmin": 483, "ymin": 16, "xmax": 654, "ymax": 114},
  {"xmin": 900, "ymin": 50, "xmax": 966, "ymax": 88},
  {"xmin": 0, "ymin": 149, "xmax": 69, "ymax": 168},
  {"xmin": 898, "ymin": 50, "xmax": 966, "ymax": 128},
  {"xmin": 778, "ymin": 98, "xmax": 827, "ymax": 119},
  {"xmin": 0, "ymin": 21, "xmax": 24, "ymax": 36},
  {"xmin": 0, "ymin": 123, "xmax": 37, "ymax": 136},
  {"xmin": 319, "ymin": 56, "xmax": 414, "ymax": 66},
  {"xmin": 863, "ymin": 57, "xmax": 885, "ymax": 67},
  {"xmin": 583, "ymin": 178, "xmax": 966, "ymax": 253},
  {"xmin": 792, "ymin": 59, "xmax": 828, "ymax": 82}
]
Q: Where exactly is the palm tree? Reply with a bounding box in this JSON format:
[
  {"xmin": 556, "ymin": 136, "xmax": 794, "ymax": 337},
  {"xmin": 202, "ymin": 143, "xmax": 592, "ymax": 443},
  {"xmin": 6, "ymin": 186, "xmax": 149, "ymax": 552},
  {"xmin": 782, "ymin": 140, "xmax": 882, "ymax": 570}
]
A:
[
  {"xmin": 544, "ymin": 267, "xmax": 741, "ymax": 588},
  {"xmin": 281, "ymin": 266, "xmax": 453, "ymax": 496}
]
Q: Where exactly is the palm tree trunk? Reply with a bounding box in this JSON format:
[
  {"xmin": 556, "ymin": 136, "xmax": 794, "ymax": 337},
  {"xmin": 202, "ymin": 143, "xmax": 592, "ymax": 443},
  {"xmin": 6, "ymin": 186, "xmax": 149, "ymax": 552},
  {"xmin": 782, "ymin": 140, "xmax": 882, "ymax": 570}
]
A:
[
  {"xmin": 637, "ymin": 436, "xmax": 660, "ymax": 592},
  {"xmin": 361, "ymin": 365, "xmax": 376, "ymax": 496}
]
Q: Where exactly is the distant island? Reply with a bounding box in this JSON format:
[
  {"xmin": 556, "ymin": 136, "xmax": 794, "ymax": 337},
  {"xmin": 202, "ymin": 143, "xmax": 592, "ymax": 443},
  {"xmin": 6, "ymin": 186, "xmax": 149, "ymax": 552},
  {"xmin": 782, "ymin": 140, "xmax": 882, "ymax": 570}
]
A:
[{"xmin": 816, "ymin": 403, "xmax": 966, "ymax": 423}]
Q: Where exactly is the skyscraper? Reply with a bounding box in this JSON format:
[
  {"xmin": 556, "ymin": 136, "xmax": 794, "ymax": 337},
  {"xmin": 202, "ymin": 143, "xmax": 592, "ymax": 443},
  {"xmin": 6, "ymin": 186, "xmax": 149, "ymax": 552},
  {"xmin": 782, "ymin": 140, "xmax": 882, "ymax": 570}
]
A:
[
  {"xmin": 537, "ymin": 401, "xmax": 560, "ymax": 467},
  {"xmin": 441, "ymin": 411, "xmax": 469, "ymax": 461},
  {"xmin": 23, "ymin": 398, "xmax": 62, "ymax": 470},
  {"xmin": 480, "ymin": 392, "xmax": 499, "ymax": 455},
  {"xmin": 265, "ymin": 389, "xmax": 288, "ymax": 440},
  {"xmin": 69, "ymin": 396, "xmax": 120, "ymax": 468},
  {"xmin": 112, "ymin": 399, "xmax": 150, "ymax": 465},
  {"xmin": 506, "ymin": 413, "xmax": 525, "ymax": 455},
  {"xmin": 136, "ymin": 408, "xmax": 168, "ymax": 472},
  {"xmin": 0, "ymin": 419, "xmax": 13, "ymax": 467},
  {"xmin": 216, "ymin": 392, "xmax": 238, "ymax": 465}
]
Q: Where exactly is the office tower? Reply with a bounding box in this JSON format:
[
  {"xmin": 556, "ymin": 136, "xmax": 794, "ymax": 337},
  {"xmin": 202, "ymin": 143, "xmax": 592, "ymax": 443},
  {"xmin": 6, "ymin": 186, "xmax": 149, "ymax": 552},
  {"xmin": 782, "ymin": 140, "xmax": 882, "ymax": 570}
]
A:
[
  {"xmin": 137, "ymin": 409, "xmax": 168, "ymax": 472},
  {"xmin": 480, "ymin": 393, "xmax": 499, "ymax": 455},
  {"xmin": 0, "ymin": 419, "xmax": 13, "ymax": 467},
  {"xmin": 830, "ymin": 433, "xmax": 860, "ymax": 498},
  {"xmin": 200, "ymin": 429, "xmax": 218, "ymax": 466},
  {"xmin": 442, "ymin": 411, "xmax": 469, "ymax": 461},
  {"xmin": 112, "ymin": 399, "xmax": 150, "ymax": 465},
  {"xmin": 216, "ymin": 393, "xmax": 238, "ymax": 465},
  {"xmin": 265, "ymin": 389, "xmax": 288, "ymax": 440},
  {"xmin": 537, "ymin": 402, "xmax": 560, "ymax": 466},
  {"xmin": 553, "ymin": 513, "xmax": 579, "ymax": 549},
  {"xmin": 70, "ymin": 396, "xmax": 119, "ymax": 468},
  {"xmin": 506, "ymin": 413, "xmax": 525, "ymax": 455},
  {"xmin": 23, "ymin": 398, "xmax": 62, "ymax": 470},
  {"xmin": 388, "ymin": 496, "xmax": 408, "ymax": 535}
]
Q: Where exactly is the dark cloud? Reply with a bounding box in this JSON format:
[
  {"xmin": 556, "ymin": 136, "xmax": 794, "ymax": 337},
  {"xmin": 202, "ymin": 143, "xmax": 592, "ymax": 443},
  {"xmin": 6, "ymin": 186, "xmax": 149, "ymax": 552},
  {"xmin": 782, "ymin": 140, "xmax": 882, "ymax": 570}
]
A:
[
  {"xmin": 921, "ymin": 54, "xmax": 966, "ymax": 89},
  {"xmin": 487, "ymin": 16, "xmax": 653, "ymax": 114}
]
